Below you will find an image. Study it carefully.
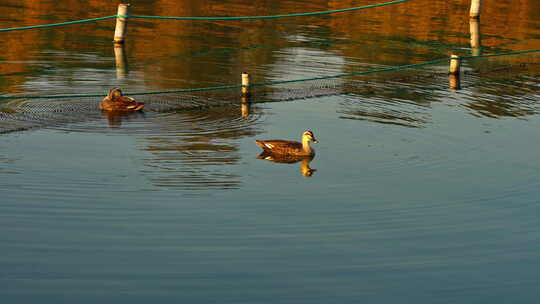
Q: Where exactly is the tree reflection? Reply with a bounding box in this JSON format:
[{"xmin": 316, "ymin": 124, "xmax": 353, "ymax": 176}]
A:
[{"xmin": 0, "ymin": 0, "xmax": 538, "ymax": 126}]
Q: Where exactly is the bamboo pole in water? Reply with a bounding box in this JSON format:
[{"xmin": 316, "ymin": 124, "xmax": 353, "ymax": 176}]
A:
[
  {"xmin": 114, "ymin": 4, "xmax": 130, "ymax": 44},
  {"xmin": 448, "ymin": 74, "xmax": 461, "ymax": 90},
  {"xmin": 241, "ymin": 102, "xmax": 251, "ymax": 118},
  {"xmin": 449, "ymin": 54, "xmax": 461, "ymax": 75},
  {"xmin": 241, "ymin": 72, "xmax": 251, "ymax": 117},
  {"xmin": 469, "ymin": 0, "xmax": 481, "ymax": 19},
  {"xmin": 114, "ymin": 44, "xmax": 128, "ymax": 79},
  {"xmin": 469, "ymin": 18, "xmax": 481, "ymax": 56},
  {"xmin": 241, "ymin": 72, "xmax": 251, "ymax": 97}
]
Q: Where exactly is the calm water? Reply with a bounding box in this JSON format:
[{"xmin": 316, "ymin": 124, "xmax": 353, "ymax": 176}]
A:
[{"xmin": 1, "ymin": 0, "xmax": 540, "ymax": 303}]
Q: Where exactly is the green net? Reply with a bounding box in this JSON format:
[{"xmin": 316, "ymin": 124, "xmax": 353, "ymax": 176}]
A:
[{"xmin": 1, "ymin": 52, "xmax": 539, "ymax": 134}]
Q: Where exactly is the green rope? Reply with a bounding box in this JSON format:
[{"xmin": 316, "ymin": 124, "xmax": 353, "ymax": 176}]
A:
[
  {"xmin": 1, "ymin": 49, "xmax": 538, "ymax": 100},
  {"xmin": 0, "ymin": 57, "xmax": 452, "ymax": 99},
  {"xmin": 461, "ymin": 48, "xmax": 540, "ymax": 59},
  {"xmin": 252, "ymin": 58, "xmax": 452, "ymax": 87},
  {"xmin": 0, "ymin": 16, "xmax": 117, "ymax": 32},
  {"xmin": 0, "ymin": 0, "xmax": 408, "ymax": 32},
  {"xmin": 116, "ymin": 58, "xmax": 451, "ymax": 96},
  {"xmin": 123, "ymin": 0, "xmax": 409, "ymax": 20}
]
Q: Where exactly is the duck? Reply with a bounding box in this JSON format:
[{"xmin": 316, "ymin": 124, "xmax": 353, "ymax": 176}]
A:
[
  {"xmin": 255, "ymin": 130, "xmax": 318, "ymax": 156},
  {"xmin": 100, "ymin": 88, "xmax": 144, "ymax": 112}
]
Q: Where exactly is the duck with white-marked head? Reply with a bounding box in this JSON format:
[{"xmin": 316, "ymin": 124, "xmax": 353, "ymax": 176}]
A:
[{"xmin": 255, "ymin": 130, "xmax": 318, "ymax": 156}]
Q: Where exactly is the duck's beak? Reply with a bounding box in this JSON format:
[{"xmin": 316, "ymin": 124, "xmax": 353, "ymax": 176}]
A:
[{"xmin": 312, "ymin": 138, "xmax": 319, "ymax": 143}]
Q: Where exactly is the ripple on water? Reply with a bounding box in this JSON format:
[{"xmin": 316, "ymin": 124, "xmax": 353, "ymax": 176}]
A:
[
  {"xmin": 0, "ymin": 94, "xmax": 265, "ymax": 191},
  {"xmin": 0, "ymin": 92, "xmax": 246, "ymax": 134},
  {"xmin": 459, "ymin": 71, "xmax": 540, "ymax": 118},
  {"xmin": 329, "ymin": 64, "xmax": 540, "ymax": 204},
  {"xmin": 138, "ymin": 106, "xmax": 264, "ymax": 191},
  {"xmin": 336, "ymin": 72, "xmax": 450, "ymax": 128},
  {"xmin": 335, "ymin": 61, "xmax": 540, "ymax": 126}
]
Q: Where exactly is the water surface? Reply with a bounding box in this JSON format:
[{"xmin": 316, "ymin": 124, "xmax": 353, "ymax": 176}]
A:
[{"xmin": 1, "ymin": 0, "xmax": 539, "ymax": 303}]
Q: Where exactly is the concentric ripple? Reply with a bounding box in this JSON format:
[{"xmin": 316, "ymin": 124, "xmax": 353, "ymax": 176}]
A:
[
  {"xmin": 0, "ymin": 93, "xmax": 267, "ymax": 190},
  {"xmin": 0, "ymin": 93, "xmax": 233, "ymax": 134},
  {"xmin": 137, "ymin": 105, "xmax": 264, "ymax": 190}
]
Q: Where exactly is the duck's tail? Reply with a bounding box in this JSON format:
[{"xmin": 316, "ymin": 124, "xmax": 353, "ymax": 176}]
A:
[
  {"xmin": 255, "ymin": 140, "xmax": 270, "ymax": 151},
  {"xmin": 255, "ymin": 140, "xmax": 273, "ymax": 152}
]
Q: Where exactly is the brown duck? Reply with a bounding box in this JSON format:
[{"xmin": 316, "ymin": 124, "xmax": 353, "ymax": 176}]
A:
[
  {"xmin": 100, "ymin": 88, "xmax": 144, "ymax": 112},
  {"xmin": 255, "ymin": 130, "xmax": 318, "ymax": 156}
]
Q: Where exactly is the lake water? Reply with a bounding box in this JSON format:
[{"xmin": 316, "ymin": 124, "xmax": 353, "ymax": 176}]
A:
[{"xmin": 1, "ymin": 0, "xmax": 539, "ymax": 303}]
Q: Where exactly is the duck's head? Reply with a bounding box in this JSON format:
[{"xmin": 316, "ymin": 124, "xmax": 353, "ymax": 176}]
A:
[
  {"xmin": 302, "ymin": 130, "xmax": 318, "ymax": 143},
  {"xmin": 107, "ymin": 87, "xmax": 124, "ymax": 100}
]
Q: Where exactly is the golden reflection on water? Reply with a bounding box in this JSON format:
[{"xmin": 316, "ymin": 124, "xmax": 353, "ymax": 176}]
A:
[
  {"xmin": 241, "ymin": 101, "xmax": 251, "ymax": 119},
  {"xmin": 0, "ymin": 1, "xmax": 539, "ymax": 132},
  {"xmin": 1, "ymin": 0, "xmax": 539, "ymax": 89},
  {"xmin": 449, "ymin": 74, "xmax": 461, "ymax": 90}
]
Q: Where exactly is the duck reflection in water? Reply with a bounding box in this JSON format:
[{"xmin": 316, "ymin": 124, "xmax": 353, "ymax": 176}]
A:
[
  {"xmin": 257, "ymin": 153, "xmax": 317, "ymax": 177},
  {"xmin": 102, "ymin": 111, "xmax": 145, "ymax": 128}
]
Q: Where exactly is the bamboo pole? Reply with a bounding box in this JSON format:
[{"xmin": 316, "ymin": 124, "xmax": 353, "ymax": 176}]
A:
[
  {"xmin": 469, "ymin": 18, "xmax": 481, "ymax": 56},
  {"xmin": 114, "ymin": 4, "xmax": 130, "ymax": 44},
  {"xmin": 114, "ymin": 44, "xmax": 128, "ymax": 79},
  {"xmin": 469, "ymin": 0, "xmax": 481, "ymax": 19},
  {"xmin": 449, "ymin": 54, "xmax": 461, "ymax": 75},
  {"xmin": 241, "ymin": 72, "xmax": 250, "ymax": 97},
  {"xmin": 240, "ymin": 72, "xmax": 251, "ymax": 117}
]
